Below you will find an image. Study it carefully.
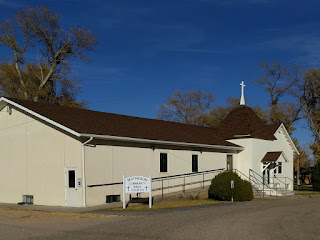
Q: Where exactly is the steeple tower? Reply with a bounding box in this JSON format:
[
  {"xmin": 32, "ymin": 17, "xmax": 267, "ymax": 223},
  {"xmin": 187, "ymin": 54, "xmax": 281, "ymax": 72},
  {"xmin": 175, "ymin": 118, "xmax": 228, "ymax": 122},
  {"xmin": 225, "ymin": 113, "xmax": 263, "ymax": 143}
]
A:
[{"xmin": 240, "ymin": 81, "xmax": 246, "ymax": 106}]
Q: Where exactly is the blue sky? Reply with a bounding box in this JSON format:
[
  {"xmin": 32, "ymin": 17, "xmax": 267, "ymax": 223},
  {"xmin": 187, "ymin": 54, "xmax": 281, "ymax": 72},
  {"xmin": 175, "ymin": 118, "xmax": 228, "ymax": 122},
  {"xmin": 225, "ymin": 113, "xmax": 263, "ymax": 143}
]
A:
[{"xmin": 0, "ymin": 0, "xmax": 319, "ymax": 146}]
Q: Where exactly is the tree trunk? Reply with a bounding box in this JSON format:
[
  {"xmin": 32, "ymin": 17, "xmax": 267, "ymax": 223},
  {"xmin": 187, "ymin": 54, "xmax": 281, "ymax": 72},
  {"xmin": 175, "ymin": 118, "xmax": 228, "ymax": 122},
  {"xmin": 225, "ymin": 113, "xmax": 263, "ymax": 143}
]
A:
[
  {"xmin": 14, "ymin": 62, "xmax": 28, "ymax": 100},
  {"xmin": 33, "ymin": 63, "xmax": 56, "ymax": 102}
]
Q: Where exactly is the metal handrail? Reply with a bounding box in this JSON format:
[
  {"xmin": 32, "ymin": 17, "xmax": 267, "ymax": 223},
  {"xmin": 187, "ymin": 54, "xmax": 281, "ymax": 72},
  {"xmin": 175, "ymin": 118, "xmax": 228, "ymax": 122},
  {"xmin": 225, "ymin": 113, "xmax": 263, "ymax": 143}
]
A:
[
  {"xmin": 153, "ymin": 168, "xmax": 225, "ymax": 199},
  {"xmin": 276, "ymin": 176, "xmax": 293, "ymax": 184},
  {"xmin": 232, "ymin": 169, "xmax": 264, "ymax": 198},
  {"xmin": 249, "ymin": 169, "xmax": 266, "ymax": 186},
  {"xmin": 152, "ymin": 168, "xmax": 224, "ymax": 182},
  {"xmin": 152, "ymin": 178, "xmax": 213, "ymax": 191},
  {"xmin": 273, "ymin": 176, "xmax": 287, "ymax": 188},
  {"xmin": 87, "ymin": 168, "xmax": 224, "ymax": 188}
]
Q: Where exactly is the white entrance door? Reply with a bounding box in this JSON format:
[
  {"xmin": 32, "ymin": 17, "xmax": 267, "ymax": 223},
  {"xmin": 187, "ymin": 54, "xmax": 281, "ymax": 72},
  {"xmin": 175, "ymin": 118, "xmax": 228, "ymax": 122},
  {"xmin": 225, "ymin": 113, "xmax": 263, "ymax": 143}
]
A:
[
  {"xmin": 263, "ymin": 168, "xmax": 270, "ymax": 185},
  {"xmin": 65, "ymin": 168, "xmax": 78, "ymax": 207}
]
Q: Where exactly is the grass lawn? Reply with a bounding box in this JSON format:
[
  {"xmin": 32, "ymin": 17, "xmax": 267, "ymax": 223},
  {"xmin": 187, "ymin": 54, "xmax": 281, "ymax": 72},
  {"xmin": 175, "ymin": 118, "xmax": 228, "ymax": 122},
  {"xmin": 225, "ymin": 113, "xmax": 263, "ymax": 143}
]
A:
[
  {"xmin": 109, "ymin": 199, "xmax": 221, "ymax": 211},
  {"xmin": 294, "ymin": 184, "xmax": 320, "ymax": 195},
  {"xmin": 295, "ymin": 191, "xmax": 320, "ymax": 195}
]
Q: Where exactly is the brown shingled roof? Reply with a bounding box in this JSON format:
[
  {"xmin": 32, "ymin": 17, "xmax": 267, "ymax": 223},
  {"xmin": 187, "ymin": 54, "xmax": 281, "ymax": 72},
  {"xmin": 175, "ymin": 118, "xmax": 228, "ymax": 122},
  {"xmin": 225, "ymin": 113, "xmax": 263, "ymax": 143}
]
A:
[
  {"xmin": 265, "ymin": 123, "xmax": 281, "ymax": 134},
  {"xmin": 7, "ymin": 98, "xmax": 239, "ymax": 148},
  {"xmin": 261, "ymin": 151, "xmax": 282, "ymax": 162},
  {"xmin": 215, "ymin": 106, "xmax": 276, "ymax": 141}
]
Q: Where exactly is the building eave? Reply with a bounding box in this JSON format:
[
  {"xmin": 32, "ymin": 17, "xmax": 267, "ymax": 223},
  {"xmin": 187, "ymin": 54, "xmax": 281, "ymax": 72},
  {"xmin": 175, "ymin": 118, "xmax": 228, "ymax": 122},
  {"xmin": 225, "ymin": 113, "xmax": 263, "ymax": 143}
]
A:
[
  {"xmin": 0, "ymin": 97, "xmax": 244, "ymax": 151},
  {"xmin": 80, "ymin": 133, "xmax": 245, "ymax": 151},
  {"xmin": 277, "ymin": 123, "xmax": 300, "ymax": 155},
  {"xmin": 0, "ymin": 97, "xmax": 81, "ymax": 137}
]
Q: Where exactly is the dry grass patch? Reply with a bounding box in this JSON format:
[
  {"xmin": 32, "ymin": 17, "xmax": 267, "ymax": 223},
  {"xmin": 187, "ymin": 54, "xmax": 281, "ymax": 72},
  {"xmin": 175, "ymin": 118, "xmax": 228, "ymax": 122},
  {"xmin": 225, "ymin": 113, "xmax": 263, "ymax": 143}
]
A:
[
  {"xmin": 295, "ymin": 191, "xmax": 320, "ymax": 196},
  {"xmin": 110, "ymin": 199, "xmax": 221, "ymax": 211},
  {"xmin": 0, "ymin": 208, "xmax": 118, "ymax": 219}
]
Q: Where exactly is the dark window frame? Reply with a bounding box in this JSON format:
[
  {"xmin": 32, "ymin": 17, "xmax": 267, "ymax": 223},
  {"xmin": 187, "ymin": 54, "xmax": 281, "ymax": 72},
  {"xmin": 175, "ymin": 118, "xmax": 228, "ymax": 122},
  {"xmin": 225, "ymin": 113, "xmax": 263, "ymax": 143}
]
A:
[
  {"xmin": 227, "ymin": 155, "xmax": 233, "ymax": 171},
  {"xmin": 192, "ymin": 155, "xmax": 198, "ymax": 172},
  {"xmin": 277, "ymin": 162, "xmax": 282, "ymax": 174},
  {"xmin": 160, "ymin": 153, "xmax": 168, "ymax": 172},
  {"xmin": 68, "ymin": 170, "xmax": 76, "ymax": 188}
]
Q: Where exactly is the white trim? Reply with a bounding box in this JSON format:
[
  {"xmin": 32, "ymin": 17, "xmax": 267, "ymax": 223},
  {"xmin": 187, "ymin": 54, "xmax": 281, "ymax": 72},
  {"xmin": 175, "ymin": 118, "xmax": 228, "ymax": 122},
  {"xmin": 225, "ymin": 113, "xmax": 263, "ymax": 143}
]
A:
[
  {"xmin": 262, "ymin": 162, "xmax": 271, "ymax": 171},
  {"xmin": 226, "ymin": 154, "xmax": 233, "ymax": 171},
  {"xmin": 275, "ymin": 162, "xmax": 283, "ymax": 175},
  {"xmin": 233, "ymin": 134, "xmax": 251, "ymax": 137},
  {"xmin": 278, "ymin": 123, "xmax": 299, "ymax": 155},
  {"xmin": 0, "ymin": 97, "xmax": 244, "ymax": 151},
  {"xmin": 280, "ymin": 152, "xmax": 289, "ymax": 163},
  {"xmin": 0, "ymin": 97, "xmax": 81, "ymax": 137},
  {"xmin": 160, "ymin": 152, "xmax": 168, "ymax": 173},
  {"xmin": 80, "ymin": 133, "xmax": 244, "ymax": 151},
  {"xmin": 65, "ymin": 167, "xmax": 78, "ymax": 207},
  {"xmin": 82, "ymin": 137, "xmax": 93, "ymax": 207}
]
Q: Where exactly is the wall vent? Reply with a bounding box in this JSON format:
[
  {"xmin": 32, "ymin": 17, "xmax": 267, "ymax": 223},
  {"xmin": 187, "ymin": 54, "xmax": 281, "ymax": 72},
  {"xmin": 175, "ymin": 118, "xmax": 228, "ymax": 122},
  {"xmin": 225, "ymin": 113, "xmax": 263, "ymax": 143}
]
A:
[
  {"xmin": 106, "ymin": 195, "xmax": 120, "ymax": 203},
  {"xmin": 23, "ymin": 195, "xmax": 34, "ymax": 204}
]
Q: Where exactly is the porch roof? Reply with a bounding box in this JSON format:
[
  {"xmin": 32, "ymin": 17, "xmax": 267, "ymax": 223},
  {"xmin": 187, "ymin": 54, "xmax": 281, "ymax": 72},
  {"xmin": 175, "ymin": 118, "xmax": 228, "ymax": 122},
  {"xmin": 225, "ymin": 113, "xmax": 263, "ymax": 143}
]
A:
[{"xmin": 261, "ymin": 151, "xmax": 282, "ymax": 163}]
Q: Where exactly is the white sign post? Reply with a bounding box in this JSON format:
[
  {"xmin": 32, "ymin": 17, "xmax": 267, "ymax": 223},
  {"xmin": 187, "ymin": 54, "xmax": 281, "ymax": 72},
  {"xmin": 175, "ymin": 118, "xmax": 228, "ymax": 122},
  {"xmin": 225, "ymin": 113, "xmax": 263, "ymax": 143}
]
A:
[
  {"xmin": 123, "ymin": 175, "xmax": 152, "ymax": 209},
  {"xmin": 231, "ymin": 180, "xmax": 234, "ymax": 202}
]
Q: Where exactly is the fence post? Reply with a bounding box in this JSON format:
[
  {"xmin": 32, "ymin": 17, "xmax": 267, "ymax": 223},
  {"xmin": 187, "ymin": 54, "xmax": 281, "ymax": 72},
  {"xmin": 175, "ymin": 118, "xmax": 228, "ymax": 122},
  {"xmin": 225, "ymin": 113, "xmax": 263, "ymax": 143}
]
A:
[
  {"xmin": 123, "ymin": 175, "xmax": 126, "ymax": 209},
  {"xmin": 262, "ymin": 175, "xmax": 265, "ymax": 198},
  {"xmin": 161, "ymin": 180, "xmax": 164, "ymax": 200},
  {"xmin": 285, "ymin": 178, "xmax": 287, "ymax": 196},
  {"xmin": 202, "ymin": 174, "xmax": 204, "ymax": 189},
  {"xmin": 183, "ymin": 176, "xmax": 185, "ymax": 196}
]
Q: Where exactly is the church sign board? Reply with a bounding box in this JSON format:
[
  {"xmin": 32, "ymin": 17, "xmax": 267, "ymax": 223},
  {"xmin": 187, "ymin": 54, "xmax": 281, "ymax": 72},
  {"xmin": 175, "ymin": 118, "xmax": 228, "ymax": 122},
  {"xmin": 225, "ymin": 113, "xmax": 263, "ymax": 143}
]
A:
[
  {"xmin": 123, "ymin": 175, "xmax": 152, "ymax": 209},
  {"xmin": 125, "ymin": 176, "xmax": 150, "ymax": 193}
]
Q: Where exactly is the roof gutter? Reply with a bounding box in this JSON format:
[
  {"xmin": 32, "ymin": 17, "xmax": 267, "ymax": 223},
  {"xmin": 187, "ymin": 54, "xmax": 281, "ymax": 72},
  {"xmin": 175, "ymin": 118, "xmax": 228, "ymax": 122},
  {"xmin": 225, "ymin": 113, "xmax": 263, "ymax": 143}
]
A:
[
  {"xmin": 0, "ymin": 97, "xmax": 243, "ymax": 152},
  {"xmin": 82, "ymin": 137, "xmax": 93, "ymax": 207},
  {"xmin": 79, "ymin": 133, "xmax": 244, "ymax": 151}
]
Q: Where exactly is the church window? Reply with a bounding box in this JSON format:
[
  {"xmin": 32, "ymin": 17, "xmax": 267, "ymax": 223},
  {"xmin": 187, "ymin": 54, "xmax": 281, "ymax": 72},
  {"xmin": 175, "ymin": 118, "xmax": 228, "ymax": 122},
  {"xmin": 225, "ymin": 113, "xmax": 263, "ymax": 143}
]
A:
[
  {"xmin": 192, "ymin": 155, "xmax": 198, "ymax": 172},
  {"xmin": 227, "ymin": 155, "xmax": 233, "ymax": 170},
  {"xmin": 160, "ymin": 153, "xmax": 168, "ymax": 172},
  {"xmin": 277, "ymin": 162, "xmax": 282, "ymax": 174}
]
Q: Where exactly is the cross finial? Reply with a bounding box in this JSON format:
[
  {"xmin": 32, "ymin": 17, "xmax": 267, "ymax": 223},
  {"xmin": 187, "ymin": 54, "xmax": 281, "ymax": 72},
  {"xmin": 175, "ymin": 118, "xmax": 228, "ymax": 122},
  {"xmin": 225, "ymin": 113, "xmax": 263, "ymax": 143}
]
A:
[{"xmin": 240, "ymin": 81, "xmax": 245, "ymax": 106}]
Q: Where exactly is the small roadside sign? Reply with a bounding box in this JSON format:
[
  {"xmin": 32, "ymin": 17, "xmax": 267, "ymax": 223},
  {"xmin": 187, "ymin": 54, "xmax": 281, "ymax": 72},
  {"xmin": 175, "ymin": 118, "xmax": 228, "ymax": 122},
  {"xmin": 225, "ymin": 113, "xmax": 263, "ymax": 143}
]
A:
[
  {"xmin": 123, "ymin": 175, "xmax": 152, "ymax": 209},
  {"xmin": 124, "ymin": 176, "xmax": 150, "ymax": 193},
  {"xmin": 231, "ymin": 180, "xmax": 234, "ymax": 202},
  {"xmin": 231, "ymin": 180, "xmax": 234, "ymax": 189}
]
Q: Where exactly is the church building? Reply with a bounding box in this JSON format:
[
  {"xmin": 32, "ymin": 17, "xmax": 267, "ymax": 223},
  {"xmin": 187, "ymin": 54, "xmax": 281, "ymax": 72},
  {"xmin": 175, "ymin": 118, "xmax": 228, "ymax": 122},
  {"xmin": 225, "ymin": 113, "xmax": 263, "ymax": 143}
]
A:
[{"xmin": 0, "ymin": 82, "xmax": 298, "ymax": 207}]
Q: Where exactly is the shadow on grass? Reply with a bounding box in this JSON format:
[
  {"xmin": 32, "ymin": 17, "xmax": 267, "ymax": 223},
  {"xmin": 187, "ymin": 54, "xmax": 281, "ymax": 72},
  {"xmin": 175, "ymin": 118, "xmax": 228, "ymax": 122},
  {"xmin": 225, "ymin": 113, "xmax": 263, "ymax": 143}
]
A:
[
  {"xmin": 109, "ymin": 199, "xmax": 221, "ymax": 211},
  {"xmin": 294, "ymin": 184, "xmax": 320, "ymax": 195}
]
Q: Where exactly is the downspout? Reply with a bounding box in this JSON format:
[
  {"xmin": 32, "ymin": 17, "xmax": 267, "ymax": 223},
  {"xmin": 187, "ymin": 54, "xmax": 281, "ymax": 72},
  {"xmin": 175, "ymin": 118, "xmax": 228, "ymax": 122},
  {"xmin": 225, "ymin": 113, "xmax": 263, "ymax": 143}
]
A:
[{"xmin": 82, "ymin": 137, "xmax": 93, "ymax": 207}]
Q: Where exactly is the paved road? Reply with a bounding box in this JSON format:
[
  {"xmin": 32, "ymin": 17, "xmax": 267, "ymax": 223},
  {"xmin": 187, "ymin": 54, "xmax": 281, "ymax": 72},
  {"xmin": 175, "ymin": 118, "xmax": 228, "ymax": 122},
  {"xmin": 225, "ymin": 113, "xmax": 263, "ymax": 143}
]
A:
[{"xmin": 1, "ymin": 196, "xmax": 320, "ymax": 240}]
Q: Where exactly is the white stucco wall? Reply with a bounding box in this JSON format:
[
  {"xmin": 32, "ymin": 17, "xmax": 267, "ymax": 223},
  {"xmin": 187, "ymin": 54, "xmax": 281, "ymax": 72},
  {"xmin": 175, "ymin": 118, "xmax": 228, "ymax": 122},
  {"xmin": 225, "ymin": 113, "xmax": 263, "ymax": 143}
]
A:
[
  {"xmin": 0, "ymin": 101, "xmax": 297, "ymax": 207},
  {"xmin": 0, "ymin": 104, "xmax": 240, "ymax": 207},
  {"xmin": 5, "ymin": 100, "xmax": 298, "ymax": 206},
  {"xmin": 85, "ymin": 144, "xmax": 236, "ymax": 206},
  {"xmin": 228, "ymin": 128, "xmax": 295, "ymax": 190},
  {"xmin": 0, "ymin": 105, "xmax": 83, "ymax": 206}
]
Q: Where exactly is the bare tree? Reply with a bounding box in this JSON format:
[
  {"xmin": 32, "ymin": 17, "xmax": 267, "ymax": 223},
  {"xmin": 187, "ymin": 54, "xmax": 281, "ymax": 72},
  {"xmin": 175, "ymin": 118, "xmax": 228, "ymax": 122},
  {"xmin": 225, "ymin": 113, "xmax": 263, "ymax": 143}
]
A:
[
  {"xmin": 302, "ymin": 69, "xmax": 320, "ymax": 150},
  {"xmin": 0, "ymin": 6, "xmax": 97, "ymax": 105},
  {"xmin": 204, "ymin": 97, "xmax": 267, "ymax": 128},
  {"xmin": 158, "ymin": 90, "xmax": 215, "ymax": 125},
  {"xmin": 256, "ymin": 61, "xmax": 304, "ymax": 134},
  {"xmin": 257, "ymin": 62, "xmax": 301, "ymax": 105}
]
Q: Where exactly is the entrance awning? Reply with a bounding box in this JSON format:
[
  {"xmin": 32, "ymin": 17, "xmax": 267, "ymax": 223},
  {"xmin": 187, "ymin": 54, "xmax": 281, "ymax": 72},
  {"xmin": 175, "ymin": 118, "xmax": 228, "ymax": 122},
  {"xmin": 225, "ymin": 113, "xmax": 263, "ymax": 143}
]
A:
[{"xmin": 261, "ymin": 151, "xmax": 282, "ymax": 163}]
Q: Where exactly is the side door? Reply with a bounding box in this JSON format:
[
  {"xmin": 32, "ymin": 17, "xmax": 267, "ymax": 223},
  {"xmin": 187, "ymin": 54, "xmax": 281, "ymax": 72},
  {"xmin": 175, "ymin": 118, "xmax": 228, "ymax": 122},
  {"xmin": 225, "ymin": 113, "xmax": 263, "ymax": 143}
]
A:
[{"xmin": 65, "ymin": 168, "xmax": 78, "ymax": 207}]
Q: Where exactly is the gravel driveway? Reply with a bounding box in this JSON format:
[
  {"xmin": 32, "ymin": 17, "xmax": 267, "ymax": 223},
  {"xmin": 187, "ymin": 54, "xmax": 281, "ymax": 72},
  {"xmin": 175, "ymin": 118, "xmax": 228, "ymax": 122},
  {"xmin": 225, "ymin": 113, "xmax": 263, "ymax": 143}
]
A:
[{"xmin": 0, "ymin": 196, "xmax": 319, "ymax": 240}]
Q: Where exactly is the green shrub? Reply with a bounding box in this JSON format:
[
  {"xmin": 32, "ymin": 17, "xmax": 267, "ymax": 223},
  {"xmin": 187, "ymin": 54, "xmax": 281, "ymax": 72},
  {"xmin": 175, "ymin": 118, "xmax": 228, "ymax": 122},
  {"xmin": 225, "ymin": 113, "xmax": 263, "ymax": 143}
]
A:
[
  {"xmin": 312, "ymin": 161, "xmax": 320, "ymax": 191},
  {"xmin": 209, "ymin": 171, "xmax": 254, "ymax": 201}
]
